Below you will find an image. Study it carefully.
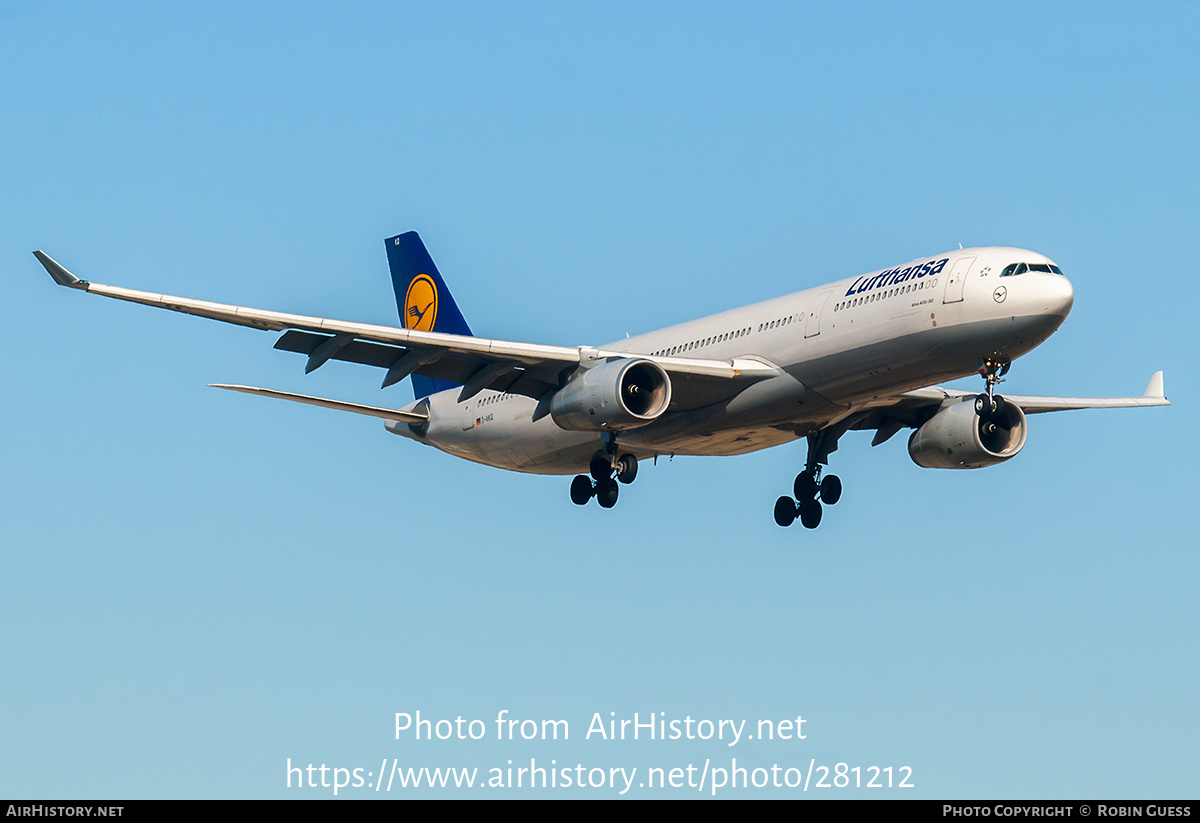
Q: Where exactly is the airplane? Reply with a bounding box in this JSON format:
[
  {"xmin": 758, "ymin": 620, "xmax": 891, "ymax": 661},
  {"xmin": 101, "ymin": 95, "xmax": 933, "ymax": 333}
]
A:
[{"xmin": 33, "ymin": 233, "xmax": 1168, "ymax": 529}]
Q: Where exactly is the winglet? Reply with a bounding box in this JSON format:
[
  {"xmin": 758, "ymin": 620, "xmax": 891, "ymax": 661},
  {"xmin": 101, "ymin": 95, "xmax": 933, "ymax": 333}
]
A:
[
  {"xmin": 1144, "ymin": 371, "xmax": 1165, "ymax": 399},
  {"xmin": 33, "ymin": 251, "xmax": 88, "ymax": 289}
]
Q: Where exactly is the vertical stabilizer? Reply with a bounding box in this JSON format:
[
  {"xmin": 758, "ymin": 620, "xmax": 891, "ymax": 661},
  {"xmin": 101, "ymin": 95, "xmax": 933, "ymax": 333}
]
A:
[{"xmin": 384, "ymin": 232, "xmax": 474, "ymax": 398}]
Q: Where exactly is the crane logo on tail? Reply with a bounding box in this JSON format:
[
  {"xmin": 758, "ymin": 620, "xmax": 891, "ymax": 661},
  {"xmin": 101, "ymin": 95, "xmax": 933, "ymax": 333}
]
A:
[{"xmin": 404, "ymin": 273, "xmax": 439, "ymax": 331}]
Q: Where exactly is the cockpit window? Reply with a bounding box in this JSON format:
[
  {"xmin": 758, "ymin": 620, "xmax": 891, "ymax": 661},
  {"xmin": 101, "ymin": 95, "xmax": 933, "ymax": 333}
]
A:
[{"xmin": 1001, "ymin": 261, "xmax": 1064, "ymax": 277}]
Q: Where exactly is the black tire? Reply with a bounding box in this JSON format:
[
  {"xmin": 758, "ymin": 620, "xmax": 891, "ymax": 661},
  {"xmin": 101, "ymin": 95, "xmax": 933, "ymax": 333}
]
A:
[
  {"xmin": 799, "ymin": 499, "xmax": 822, "ymax": 529},
  {"xmin": 596, "ymin": 478, "xmax": 619, "ymax": 508},
  {"xmin": 570, "ymin": 475, "xmax": 594, "ymax": 505},
  {"xmin": 590, "ymin": 450, "xmax": 612, "ymax": 481},
  {"xmin": 820, "ymin": 474, "xmax": 842, "ymax": 505},
  {"xmin": 616, "ymin": 453, "xmax": 638, "ymax": 484},
  {"xmin": 773, "ymin": 496, "xmax": 797, "ymax": 527},
  {"xmin": 794, "ymin": 472, "xmax": 818, "ymax": 501},
  {"xmin": 975, "ymin": 393, "xmax": 996, "ymax": 417}
]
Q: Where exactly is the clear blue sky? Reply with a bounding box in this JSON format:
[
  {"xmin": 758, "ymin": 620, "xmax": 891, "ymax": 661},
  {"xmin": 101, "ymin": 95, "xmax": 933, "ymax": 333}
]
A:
[{"xmin": 3, "ymin": 1, "xmax": 1195, "ymax": 798}]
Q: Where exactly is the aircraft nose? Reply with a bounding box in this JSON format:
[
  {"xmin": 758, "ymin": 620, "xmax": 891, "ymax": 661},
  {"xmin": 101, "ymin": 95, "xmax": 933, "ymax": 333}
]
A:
[
  {"xmin": 1049, "ymin": 273, "xmax": 1074, "ymax": 318},
  {"xmin": 1028, "ymin": 271, "xmax": 1073, "ymax": 319}
]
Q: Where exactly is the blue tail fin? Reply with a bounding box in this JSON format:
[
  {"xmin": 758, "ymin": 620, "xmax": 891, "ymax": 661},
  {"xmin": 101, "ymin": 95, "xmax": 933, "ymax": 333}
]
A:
[{"xmin": 385, "ymin": 232, "xmax": 474, "ymax": 398}]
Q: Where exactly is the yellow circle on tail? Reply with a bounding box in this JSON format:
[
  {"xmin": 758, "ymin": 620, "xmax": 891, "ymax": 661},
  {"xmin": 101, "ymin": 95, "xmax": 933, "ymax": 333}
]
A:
[{"xmin": 403, "ymin": 274, "xmax": 439, "ymax": 331}]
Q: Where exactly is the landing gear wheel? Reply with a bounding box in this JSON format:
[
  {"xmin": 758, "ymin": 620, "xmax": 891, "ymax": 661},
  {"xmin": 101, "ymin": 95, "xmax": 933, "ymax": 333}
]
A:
[
  {"xmin": 974, "ymin": 393, "xmax": 997, "ymax": 417},
  {"xmin": 976, "ymin": 355, "xmax": 1011, "ymax": 416},
  {"xmin": 794, "ymin": 472, "xmax": 818, "ymax": 501},
  {"xmin": 799, "ymin": 499, "xmax": 823, "ymax": 529},
  {"xmin": 774, "ymin": 496, "xmax": 797, "ymax": 527},
  {"xmin": 596, "ymin": 478, "xmax": 619, "ymax": 508},
  {"xmin": 590, "ymin": 450, "xmax": 613, "ymax": 481},
  {"xmin": 570, "ymin": 474, "xmax": 594, "ymax": 505},
  {"xmin": 616, "ymin": 453, "xmax": 638, "ymax": 484},
  {"xmin": 819, "ymin": 474, "xmax": 842, "ymax": 505}
]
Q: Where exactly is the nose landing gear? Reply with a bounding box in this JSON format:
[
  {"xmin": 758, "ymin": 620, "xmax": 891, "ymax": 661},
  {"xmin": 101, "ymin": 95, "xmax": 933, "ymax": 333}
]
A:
[{"xmin": 974, "ymin": 355, "xmax": 1011, "ymax": 418}]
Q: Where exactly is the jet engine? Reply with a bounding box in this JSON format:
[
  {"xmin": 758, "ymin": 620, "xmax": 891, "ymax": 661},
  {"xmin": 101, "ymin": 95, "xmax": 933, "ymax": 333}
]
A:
[
  {"xmin": 550, "ymin": 359, "xmax": 672, "ymax": 431},
  {"xmin": 907, "ymin": 396, "xmax": 1027, "ymax": 469}
]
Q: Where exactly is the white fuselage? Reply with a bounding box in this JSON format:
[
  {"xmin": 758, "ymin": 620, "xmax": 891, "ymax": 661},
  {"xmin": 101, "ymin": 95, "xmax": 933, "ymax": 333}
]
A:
[{"xmin": 385, "ymin": 247, "xmax": 1075, "ymax": 474}]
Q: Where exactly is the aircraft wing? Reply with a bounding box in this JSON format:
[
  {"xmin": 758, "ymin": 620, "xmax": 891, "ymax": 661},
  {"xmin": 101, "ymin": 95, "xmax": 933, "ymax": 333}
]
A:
[
  {"xmin": 848, "ymin": 372, "xmax": 1169, "ymax": 445},
  {"xmin": 34, "ymin": 251, "xmax": 776, "ymax": 408},
  {"xmin": 892, "ymin": 371, "xmax": 1169, "ymax": 413}
]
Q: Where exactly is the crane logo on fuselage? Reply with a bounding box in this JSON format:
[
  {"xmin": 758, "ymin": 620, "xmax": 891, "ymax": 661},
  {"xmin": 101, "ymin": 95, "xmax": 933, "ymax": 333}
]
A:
[{"xmin": 404, "ymin": 273, "xmax": 439, "ymax": 331}]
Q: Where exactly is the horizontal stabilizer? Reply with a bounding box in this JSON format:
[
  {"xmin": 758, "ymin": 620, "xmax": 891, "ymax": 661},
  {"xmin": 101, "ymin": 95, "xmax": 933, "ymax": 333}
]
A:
[{"xmin": 210, "ymin": 384, "xmax": 429, "ymax": 424}]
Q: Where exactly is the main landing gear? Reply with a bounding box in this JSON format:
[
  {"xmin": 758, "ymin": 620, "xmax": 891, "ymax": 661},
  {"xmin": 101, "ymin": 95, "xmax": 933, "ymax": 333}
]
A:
[
  {"xmin": 773, "ymin": 428, "xmax": 845, "ymax": 529},
  {"xmin": 974, "ymin": 354, "xmax": 1011, "ymax": 420},
  {"xmin": 571, "ymin": 438, "xmax": 638, "ymax": 509},
  {"xmin": 774, "ymin": 469, "xmax": 842, "ymax": 529}
]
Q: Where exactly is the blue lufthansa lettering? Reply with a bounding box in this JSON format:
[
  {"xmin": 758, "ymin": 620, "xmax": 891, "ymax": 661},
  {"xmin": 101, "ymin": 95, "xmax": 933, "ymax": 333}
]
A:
[{"xmin": 843, "ymin": 257, "xmax": 951, "ymax": 298}]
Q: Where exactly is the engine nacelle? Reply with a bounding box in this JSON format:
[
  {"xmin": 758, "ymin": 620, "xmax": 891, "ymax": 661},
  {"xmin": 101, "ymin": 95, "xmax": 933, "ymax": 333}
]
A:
[
  {"xmin": 908, "ymin": 396, "xmax": 1028, "ymax": 469},
  {"xmin": 550, "ymin": 358, "xmax": 672, "ymax": 431}
]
